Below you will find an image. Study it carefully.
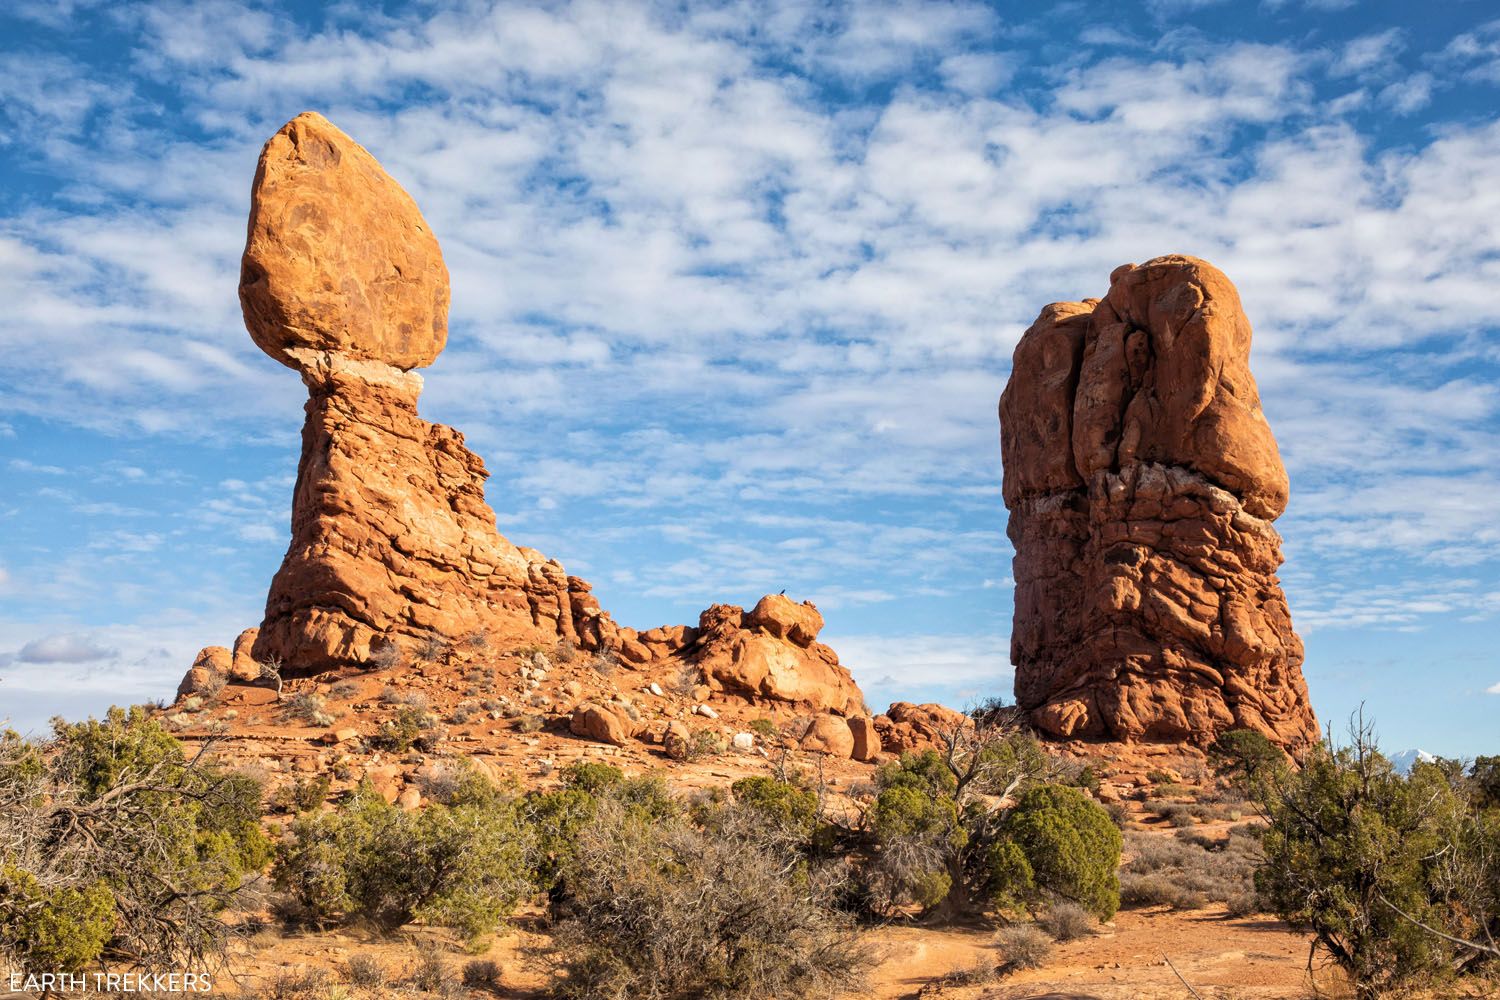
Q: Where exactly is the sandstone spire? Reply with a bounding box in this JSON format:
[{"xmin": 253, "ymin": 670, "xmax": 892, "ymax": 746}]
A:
[{"xmin": 999, "ymin": 256, "xmax": 1317, "ymax": 749}]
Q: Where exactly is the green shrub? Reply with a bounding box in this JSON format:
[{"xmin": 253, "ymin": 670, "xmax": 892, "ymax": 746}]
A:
[
  {"xmin": 731, "ymin": 776, "xmax": 818, "ymax": 834},
  {"xmin": 269, "ymin": 774, "xmax": 333, "ymax": 814},
  {"xmin": 273, "ymin": 780, "xmax": 534, "ymax": 939},
  {"xmin": 0, "ymin": 708, "xmax": 270, "ymax": 971},
  {"xmin": 1002, "ymin": 785, "xmax": 1121, "ymax": 920},
  {"xmin": 749, "ymin": 718, "xmax": 778, "ymax": 741},
  {"xmin": 372, "ymin": 705, "xmax": 439, "ymax": 752},
  {"xmin": 1254, "ymin": 725, "xmax": 1492, "ymax": 999},
  {"xmin": 0, "ymin": 863, "xmax": 115, "ymax": 973},
  {"xmin": 1210, "ymin": 729, "xmax": 1288, "ymax": 796}
]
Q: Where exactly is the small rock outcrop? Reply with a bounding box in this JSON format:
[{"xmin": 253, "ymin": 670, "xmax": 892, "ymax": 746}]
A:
[
  {"xmin": 241, "ymin": 113, "xmax": 612, "ymax": 674},
  {"xmin": 999, "ymin": 256, "xmax": 1317, "ymax": 749}
]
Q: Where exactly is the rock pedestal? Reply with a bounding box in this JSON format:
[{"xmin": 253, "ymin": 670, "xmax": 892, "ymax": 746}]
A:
[{"xmin": 241, "ymin": 113, "xmax": 600, "ymax": 673}]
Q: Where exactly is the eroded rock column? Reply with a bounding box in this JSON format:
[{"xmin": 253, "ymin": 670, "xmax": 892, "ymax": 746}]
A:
[{"xmin": 1000, "ymin": 256, "xmax": 1318, "ymax": 749}]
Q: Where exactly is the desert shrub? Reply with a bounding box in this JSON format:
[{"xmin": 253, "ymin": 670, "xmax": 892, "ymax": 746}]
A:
[
  {"xmin": 329, "ymin": 680, "xmax": 360, "ymax": 700},
  {"xmin": 269, "ymin": 774, "xmax": 333, "ymax": 814},
  {"xmin": 1001, "ymin": 785, "xmax": 1121, "ymax": 919},
  {"xmin": 1210, "ymin": 729, "xmax": 1288, "ymax": 797},
  {"xmin": 731, "ymin": 776, "xmax": 818, "ymax": 834},
  {"xmin": 344, "ymin": 952, "xmax": 385, "ymax": 987},
  {"xmin": 1146, "ymin": 769, "xmax": 1173, "ymax": 784},
  {"xmin": 749, "ymin": 717, "xmax": 779, "ymax": 741},
  {"xmin": 283, "ymin": 691, "xmax": 331, "ymax": 726},
  {"xmin": 550, "ymin": 798, "xmax": 872, "ymax": 1000},
  {"xmin": 1145, "ymin": 801, "xmax": 1198, "ymax": 827},
  {"xmin": 264, "ymin": 967, "xmax": 329, "ymax": 1000},
  {"xmin": 566, "ymin": 761, "xmax": 625, "ymax": 794},
  {"xmin": 462, "ymin": 958, "xmax": 502, "ymax": 989},
  {"xmin": 1471, "ymin": 755, "xmax": 1500, "ymax": 810},
  {"xmin": 0, "ymin": 709, "xmax": 270, "ymax": 973},
  {"xmin": 516, "ymin": 714, "xmax": 546, "ymax": 734},
  {"xmin": 406, "ymin": 941, "xmax": 454, "ymax": 992},
  {"xmin": 450, "ymin": 703, "xmax": 478, "ymax": 724},
  {"xmin": 0, "ymin": 863, "xmax": 115, "ymax": 973},
  {"xmin": 1254, "ymin": 721, "xmax": 1499, "ymax": 999},
  {"xmin": 372, "ymin": 705, "xmax": 440, "ymax": 752},
  {"xmin": 994, "ymin": 924, "xmax": 1052, "ymax": 970},
  {"xmin": 198, "ymin": 671, "xmax": 227, "ymax": 701},
  {"xmin": 686, "ymin": 729, "xmax": 724, "ymax": 760},
  {"xmin": 1119, "ymin": 872, "xmax": 1205, "ymax": 910},
  {"xmin": 1040, "ymin": 900, "xmax": 1095, "ymax": 942},
  {"xmin": 416, "ymin": 634, "xmax": 450, "ymax": 664},
  {"xmin": 669, "ymin": 662, "xmax": 702, "ymax": 696},
  {"xmin": 1118, "ymin": 828, "xmax": 1257, "ymax": 911},
  {"xmin": 1225, "ymin": 890, "xmax": 1261, "ymax": 918},
  {"xmin": 273, "ymin": 779, "xmax": 534, "ymax": 939},
  {"xmin": 366, "ymin": 644, "xmax": 402, "ymax": 670},
  {"xmin": 856, "ymin": 714, "xmax": 1060, "ymax": 920}
]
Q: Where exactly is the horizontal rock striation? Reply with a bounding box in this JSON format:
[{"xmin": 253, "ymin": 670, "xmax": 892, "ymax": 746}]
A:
[{"xmin": 1000, "ymin": 256, "xmax": 1317, "ymax": 749}]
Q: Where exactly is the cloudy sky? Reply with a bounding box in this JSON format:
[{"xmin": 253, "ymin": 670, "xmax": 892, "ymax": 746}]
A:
[{"xmin": 1, "ymin": 0, "xmax": 1496, "ymax": 755}]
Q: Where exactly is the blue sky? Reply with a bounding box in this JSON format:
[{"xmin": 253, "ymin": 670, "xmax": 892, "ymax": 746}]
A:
[{"xmin": 1, "ymin": 0, "xmax": 1497, "ymax": 756}]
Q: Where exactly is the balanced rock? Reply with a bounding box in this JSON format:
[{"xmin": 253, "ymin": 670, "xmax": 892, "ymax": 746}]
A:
[
  {"xmin": 241, "ymin": 112, "xmax": 448, "ymax": 371},
  {"xmin": 999, "ymin": 255, "xmax": 1317, "ymax": 749},
  {"xmin": 241, "ymin": 113, "xmax": 613, "ymax": 674}
]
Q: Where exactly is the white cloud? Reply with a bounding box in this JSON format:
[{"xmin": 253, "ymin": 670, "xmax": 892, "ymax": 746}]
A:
[
  {"xmin": 1487, "ymin": 682, "xmax": 1500, "ymax": 695},
  {"xmin": 14, "ymin": 633, "xmax": 117, "ymax": 664},
  {"xmin": 1330, "ymin": 29, "xmax": 1404, "ymax": 79}
]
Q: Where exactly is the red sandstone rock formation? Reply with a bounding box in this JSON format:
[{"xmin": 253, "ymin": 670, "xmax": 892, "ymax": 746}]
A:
[
  {"xmin": 241, "ymin": 113, "xmax": 599, "ymax": 673},
  {"xmin": 229, "ymin": 112, "xmax": 872, "ymax": 729},
  {"xmin": 1000, "ymin": 256, "xmax": 1317, "ymax": 750}
]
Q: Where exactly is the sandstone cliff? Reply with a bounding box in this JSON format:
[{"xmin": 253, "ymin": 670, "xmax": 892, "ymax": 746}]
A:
[{"xmin": 1000, "ymin": 256, "xmax": 1317, "ymax": 749}]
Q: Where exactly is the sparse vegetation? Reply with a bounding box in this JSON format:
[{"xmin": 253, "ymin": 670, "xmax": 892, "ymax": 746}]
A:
[
  {"xmin": 366, "ymin": 644, "xmax": 402, "ymax": 671},
  {"xmin": 344, "ymin": 952, "xmax": 385, "ymax": 987},
  {"xmin": 994, "ymin": 924, "xmax": 1052, "ymax": 970},
  {"xmin": 1253, "ymin": 717, "xmax": 1500, "ymax": 999},
  {"xmin": 550, "ymin": 795, "xmax": 872, "ymax": 999},
  {"xmin": 272, "ymin": 776, "xmax": 533, "ymax": 940},
  {"xmin": 0, "ymin": 708, "xmax": 270, "ymax": 973},
  {"xmin": 1040, "ymin": 900, "xmax": 1096, "ymax": 942}
]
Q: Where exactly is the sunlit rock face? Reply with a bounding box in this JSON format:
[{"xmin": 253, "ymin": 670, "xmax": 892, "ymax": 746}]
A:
[{"xmin": 1000, "ymin": 255, "xmax": 1317, "ymax": 750}]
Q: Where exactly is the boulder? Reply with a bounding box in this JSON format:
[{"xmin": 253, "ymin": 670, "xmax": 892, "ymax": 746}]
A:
[
  {"xmin": 177, "ymin": 646, "xmax": 230, "ymax": 698},
  {"xmin": 744, "ymin": 594, "xmax": 823, "ymax": 646},
  {"xmin": 570, "ymin": 703, "xmax": 634, "ymax": 747},
  {"xmin": 800, "ymin": 714, "xmax": 855, "ymax": 757},
  {"xmin": 689, "ymin": 601, "xmax": 864, "ymax": 715},
  {"xmin": 662, "ymin": 720, "xmax": 692, "ymax": 761},
  {"xmin": 229, "ymin": 628, "xmax": 261, "ymax": 683},
  {"xmin": 847, "ymin": 716, "xmax": 882, "ymax": 762},
  {"xmin": 240, "ymin": 112, "xmax": 449, "ymax": 372},
  {"xmin": 874, "ymin": 702, "xmax": 970, "ymax": 753},
  {"xmin": 999, "ymin": 256, "xmax": 1317, "ymax": 749},
  {"xmin": 239, "ymin": 113, "xmax": 621, "ymax": 675}
]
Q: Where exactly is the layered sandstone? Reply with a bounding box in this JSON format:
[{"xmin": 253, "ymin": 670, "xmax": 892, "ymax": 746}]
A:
[{"xmin": 999, "ymin": 256, "xmax": 1317, "ymax": 749}]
